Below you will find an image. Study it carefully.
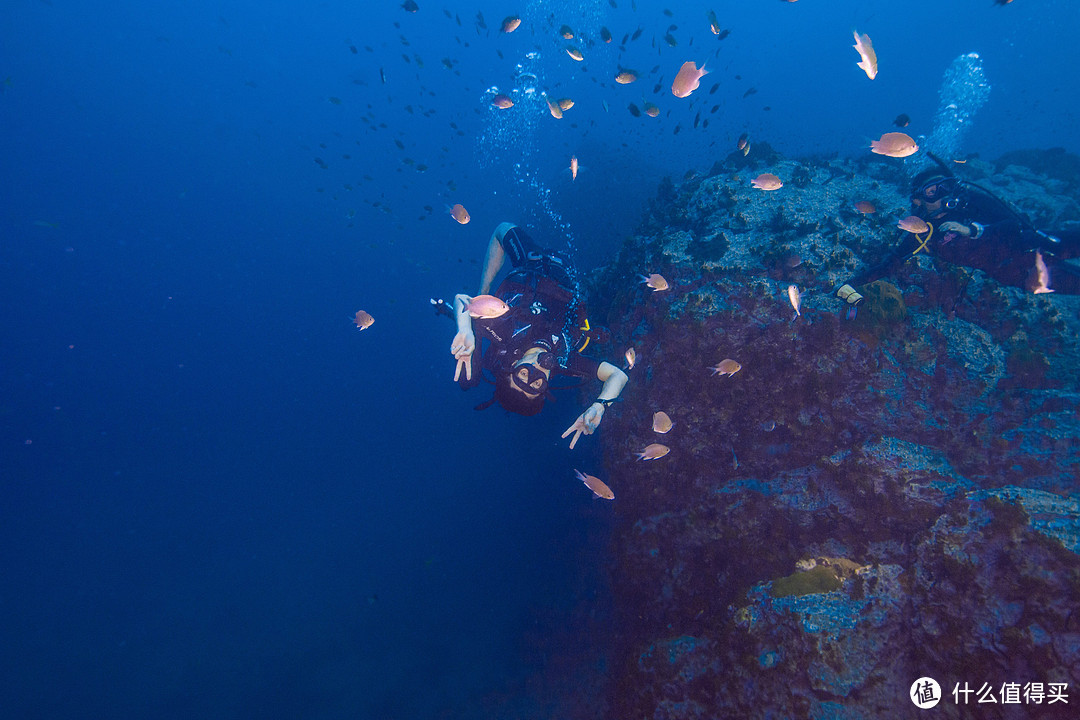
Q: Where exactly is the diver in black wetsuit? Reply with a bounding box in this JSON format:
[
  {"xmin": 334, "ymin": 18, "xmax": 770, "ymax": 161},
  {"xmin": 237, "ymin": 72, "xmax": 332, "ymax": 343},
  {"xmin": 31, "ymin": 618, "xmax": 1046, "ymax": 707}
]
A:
[
  {"xmin": 836, "ymin": 163, "xmax": 1080, "ymax": 308},
  {"xmin": 449, "ymin": 222, "xmax": 628, "ymax": 449}
]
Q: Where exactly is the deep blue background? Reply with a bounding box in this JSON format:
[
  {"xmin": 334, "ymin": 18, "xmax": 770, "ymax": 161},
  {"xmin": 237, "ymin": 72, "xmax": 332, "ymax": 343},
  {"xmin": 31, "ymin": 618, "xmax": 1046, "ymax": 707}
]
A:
[{"xmin": 2, "ymin": 0, "xmax": 1077, "ymax": 717}]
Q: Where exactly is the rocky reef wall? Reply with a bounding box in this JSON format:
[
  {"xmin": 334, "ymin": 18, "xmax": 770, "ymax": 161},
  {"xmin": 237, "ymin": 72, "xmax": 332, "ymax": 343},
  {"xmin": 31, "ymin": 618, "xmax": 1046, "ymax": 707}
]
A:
[{"xmin": 589, "ymin": 149, "xmax": 1080, "ymax": 719}]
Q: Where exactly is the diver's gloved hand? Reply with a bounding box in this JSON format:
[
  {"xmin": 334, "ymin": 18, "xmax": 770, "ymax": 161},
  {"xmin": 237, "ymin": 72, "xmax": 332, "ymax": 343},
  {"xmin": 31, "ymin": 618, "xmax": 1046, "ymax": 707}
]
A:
[
  {"xmin": 939, "ymin": 221, "xmax": 984, "ymax": 239},
  {"xmin": 450, "ymin": 330, "xmax": 475, "ymax": 382},
  {"xmin": 561, "ymin": 403, "xmax": 605, "ymax": 450}
]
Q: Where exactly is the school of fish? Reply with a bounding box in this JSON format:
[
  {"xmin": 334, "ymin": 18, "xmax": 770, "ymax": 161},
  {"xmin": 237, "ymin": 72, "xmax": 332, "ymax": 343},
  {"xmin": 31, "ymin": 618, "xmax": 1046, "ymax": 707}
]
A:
[{"xmin": 342, "ymin": 2, "xmax": 1026, "ymax": 502}]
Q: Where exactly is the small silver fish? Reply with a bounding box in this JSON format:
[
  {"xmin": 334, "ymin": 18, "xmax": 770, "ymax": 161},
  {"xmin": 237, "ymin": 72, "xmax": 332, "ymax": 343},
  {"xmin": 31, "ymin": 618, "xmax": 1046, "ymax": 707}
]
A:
[{"xmin": 787, "ymin": 284, "xmax": 802, "ymax": 319}]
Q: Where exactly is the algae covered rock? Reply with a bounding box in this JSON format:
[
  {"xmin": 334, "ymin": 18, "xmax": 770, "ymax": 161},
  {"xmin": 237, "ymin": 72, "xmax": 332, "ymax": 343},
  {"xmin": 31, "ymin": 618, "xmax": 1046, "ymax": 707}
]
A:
[
  {"xmin": 770, "ymin": 564, "xmax": 843, "ymax": 598},
  {"xmin": 853, "ymin": 279, "xmax": 907, "ymax": 330}
]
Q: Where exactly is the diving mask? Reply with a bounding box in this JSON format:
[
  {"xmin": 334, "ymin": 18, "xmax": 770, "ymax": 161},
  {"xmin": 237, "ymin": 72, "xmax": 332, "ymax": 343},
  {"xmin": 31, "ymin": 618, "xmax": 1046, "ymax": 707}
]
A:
[
  {"xmin": 911, "ymin": 176, "xmax": 959, "ymax": 203},
  {"xmin": 511, "ymin": 351, "xmax": 556, "ymax": 396}
]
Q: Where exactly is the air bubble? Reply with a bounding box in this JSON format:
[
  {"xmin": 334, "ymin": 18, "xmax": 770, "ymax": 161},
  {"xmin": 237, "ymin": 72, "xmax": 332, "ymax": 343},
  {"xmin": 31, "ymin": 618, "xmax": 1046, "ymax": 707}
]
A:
[{"xmin": 923, "ymin": 53, "xmax": 991, "ymax": 162}]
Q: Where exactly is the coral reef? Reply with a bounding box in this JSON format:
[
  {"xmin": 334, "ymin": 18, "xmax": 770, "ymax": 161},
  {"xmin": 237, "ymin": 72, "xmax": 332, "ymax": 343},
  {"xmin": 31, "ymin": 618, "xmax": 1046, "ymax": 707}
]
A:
[{"xmin": 589, "ymin": 152, "xmax": 1080, "ymax": 719}]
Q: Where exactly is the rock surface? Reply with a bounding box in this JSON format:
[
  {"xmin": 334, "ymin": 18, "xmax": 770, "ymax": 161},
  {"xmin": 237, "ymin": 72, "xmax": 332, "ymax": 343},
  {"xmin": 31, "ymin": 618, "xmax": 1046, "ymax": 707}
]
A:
[{"xmin": 589, "ymin": 150, "xmax": 1080, "ymax": 719}]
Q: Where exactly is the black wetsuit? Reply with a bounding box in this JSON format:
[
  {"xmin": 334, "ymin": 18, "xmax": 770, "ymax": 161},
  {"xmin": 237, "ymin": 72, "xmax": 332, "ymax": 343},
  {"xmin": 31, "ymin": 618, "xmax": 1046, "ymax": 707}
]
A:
[
  {"xmin": 848, "ymin": 182, "xmax": 1080, "ymax": 295},
  {"xmin": 459, "ymin": 226, "xmax": 599, "ymax": 390}
]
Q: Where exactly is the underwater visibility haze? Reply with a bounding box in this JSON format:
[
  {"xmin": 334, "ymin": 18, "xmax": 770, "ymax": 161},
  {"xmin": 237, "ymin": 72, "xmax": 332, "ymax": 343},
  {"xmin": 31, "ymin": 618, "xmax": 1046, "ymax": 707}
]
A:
[{"xmin": 2, "ymin": 0, "xmax": 1080, "ymax": 718}]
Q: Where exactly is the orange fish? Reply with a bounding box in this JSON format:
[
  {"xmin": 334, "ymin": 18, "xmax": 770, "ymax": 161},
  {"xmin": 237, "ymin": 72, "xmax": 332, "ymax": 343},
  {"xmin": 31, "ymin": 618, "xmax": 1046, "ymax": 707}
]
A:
[
  {"xmin": 671, "ymin": 60, "xmax": 708, "ymax": 98},
  {"xmin": 575, "ymin": 469, "xmax": 614, "ymax": 500},
  {"xmin": 635, "ymin": 443, "xmax": 670, "ymax": 461},
  {"xmin": 449, "ymin": 203, "xmax": 470, "ymax": 224},
  {"xmin": 709, "ymin": 358, "xmax": 741, "ymax": 377},
  {"xmin": 625, "ymin": 347, "xmax": 636, "ymax": 370},
  {"xmin": 566, "ymin": 46, "xmax": 584, "ymax": 61},
  {"xmin": 545, "ymin": 95, "xmax": 563, "ymax": 119},
  {"xmin": 559, "ymin": 24, "xmax": 574, "ymax": 39},
  {"xmin": 615, "ymin": 69, "xmax": 638, "ymax": 84},
  {"xmin": 640, "ymin": 273, "xmax": 669, "ymax": 291},
  {"xmin": 852, "ymin": 31, "xmax": 877, "ymax": 80},
  {"xmin": 570, "ymin": 155, "xmax": 579, "ymax": 181},
  {"xmin": 1029, "ymin": 250, "xmax": 1054, "ymax": 294},
  {"xmin": 870, "ymin": 132, "xmax": 918, "ymax": 158},
  {"xmin": 463, "ymin": 294, "xmax": 509, "ymax": 319},
  {"xmin": 557, "ymin": 97, "xmax": 575, "ymax": 111},
  {"xmin": 751, "ymin": 173, "xmax": 783, "ymax": 191},
  {"xmin": 652, "ymin": 411, "xmax": 673, "ymax": 434},
  {"xmin": 854, "ymin": 200, "xmax": 876, "ymax": 214},
  {"xmin": 352, "ymin": 310, "xmax": 374, "ymax": 330},
  {"xmin": 643, "ymin": 102, "xmax": 660, "ymax": 117},
  {"xmin": 491, "ymin": 94, "xmax": 514, "ymax": 109},
  {"xmin": 600, "ymin": 26, "xmax": 613, "ymax": 43},
  {"xmin": 897, "ymin": 215, "xmax": 930, "ymax": 234},
  {"xmin": 500, "ymin": 15, "xmax": 521, "ymax": 33}
]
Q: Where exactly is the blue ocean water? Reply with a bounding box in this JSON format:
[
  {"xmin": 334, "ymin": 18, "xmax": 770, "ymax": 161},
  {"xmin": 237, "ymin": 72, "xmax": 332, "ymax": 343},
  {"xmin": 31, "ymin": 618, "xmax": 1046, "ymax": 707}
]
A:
[{"xmin": 1, "ymin": 0, "xmax": 1077, "ymax": 717}]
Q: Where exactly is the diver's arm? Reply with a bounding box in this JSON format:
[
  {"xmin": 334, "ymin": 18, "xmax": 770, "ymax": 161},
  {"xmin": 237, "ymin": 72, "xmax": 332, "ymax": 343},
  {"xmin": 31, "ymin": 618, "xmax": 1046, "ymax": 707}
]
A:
[
  {"xmin": 594, "ymin": 362, "xmax": 628, "ymax": 404},
  {"xmin": 450, "ymin": 294, "xmax": 476, "ymax": 382},
  {"xmin": 561, "ymin": 362, "xmax": 628, "ymax": 449},
  {"xmin": 973, "ymin": 218, "xmax": 1024, "ymax": 244},
  {"xmin": 960, "ymin": 187, "xmax": 1031, "ymax": 246},
  {"xmin": 835, "ymin": 234, "xmax": 913, "ymax": 309},
  {"xmin": 478, "ymin": 222, "xmax": 516, "ymax": 294},
  {"xmin": 583, "ymin": 363, "xmax": 629, "ymax": 426},
  {"xmin": 453, "ymin": 294, "xmax": 474, "ymax": 333}
]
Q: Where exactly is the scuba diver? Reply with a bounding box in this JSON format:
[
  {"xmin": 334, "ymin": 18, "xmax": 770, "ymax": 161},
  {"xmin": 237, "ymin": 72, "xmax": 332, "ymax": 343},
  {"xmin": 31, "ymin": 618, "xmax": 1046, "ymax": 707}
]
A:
[
  {"xmin": 836, "ymin": 156, "xmax": 1080, "ymax": 309},
  {"xmin": 448, "ymin": 222, "xmax": 628, "ymax": 449}
]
